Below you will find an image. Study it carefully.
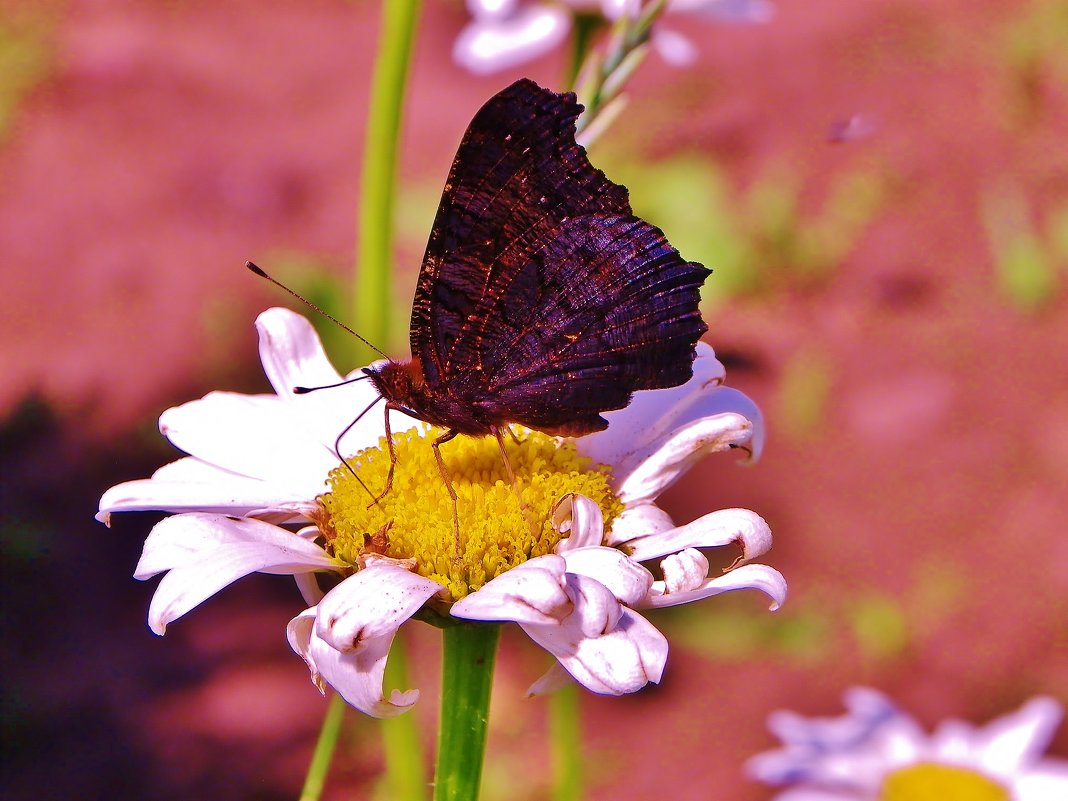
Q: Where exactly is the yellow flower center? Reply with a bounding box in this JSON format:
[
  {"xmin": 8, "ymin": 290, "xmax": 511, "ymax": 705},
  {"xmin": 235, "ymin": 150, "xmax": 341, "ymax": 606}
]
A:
[
  {"xmin": 319, "ymin": 427, "xmax": 623, "ymax": 603},
  {"xmin": 879, "ymin": 763, "xmax": 1011, "ymax": 801}
]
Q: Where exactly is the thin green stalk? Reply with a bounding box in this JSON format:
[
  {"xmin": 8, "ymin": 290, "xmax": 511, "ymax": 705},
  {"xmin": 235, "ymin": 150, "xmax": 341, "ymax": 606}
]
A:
[
  {"xmin": 382, "ymin": 636, "xmax": 427, "ymax": 801},
  {"xmin": 549, "ymin": 682, "xmax": 583, "ymax": 801},
  {"xmin": 354, "ymin": 0, "xmax": 421, "ymax": 361},
  {"xmin": 433, "ymin": 623, "xmax": 501, "ymax": 801},
  {"xmin": 300, "ymin": 693, "xmax": 347, "ymax": 801},
  {"xmin": 567, "ymin": 13, "xmax": 602, "ymax": 89}
]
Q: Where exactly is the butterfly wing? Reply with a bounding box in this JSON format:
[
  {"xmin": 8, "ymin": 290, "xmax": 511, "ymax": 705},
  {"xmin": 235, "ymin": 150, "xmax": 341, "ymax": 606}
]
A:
[
  {"xmin": 458, "ymin": 214, "xmax": 710, "ymax": 435},
  {"xmin": 410, "ymin": 79, "xmax": 632, "ymax": 390}
]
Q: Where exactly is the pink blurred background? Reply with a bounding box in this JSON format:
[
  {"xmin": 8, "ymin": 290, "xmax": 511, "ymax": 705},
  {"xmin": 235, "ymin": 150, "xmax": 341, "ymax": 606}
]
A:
[{"xmin": 2, "ymin": 1, "xmax": 1066, "ymax": 799}]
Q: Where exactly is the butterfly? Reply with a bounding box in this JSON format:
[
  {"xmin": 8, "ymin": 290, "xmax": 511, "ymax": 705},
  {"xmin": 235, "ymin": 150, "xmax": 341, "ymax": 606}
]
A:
[
  {"xmin": 252, "ymin": 79, "xmax": 709, "ymax": 531},
  {"xmin": 363, "ymin": 79, "xmax": 709, "ymax": 499}
]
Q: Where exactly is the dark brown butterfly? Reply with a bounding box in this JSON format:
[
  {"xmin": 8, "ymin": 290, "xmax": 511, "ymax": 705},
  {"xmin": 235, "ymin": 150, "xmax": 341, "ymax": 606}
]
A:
[
  {"xmin": 252, "ymin": 79, "xmax": 709, "ymax": 527},
  {"xmin": 363, "ymin": 79, "xmax": 709, "ymax": 496}
]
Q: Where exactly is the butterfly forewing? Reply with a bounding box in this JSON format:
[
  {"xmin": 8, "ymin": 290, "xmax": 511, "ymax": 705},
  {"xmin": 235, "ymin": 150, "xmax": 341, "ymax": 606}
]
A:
[{"xmin": 411, "ymin": 79, "xmax": 632, "ymax": 390}]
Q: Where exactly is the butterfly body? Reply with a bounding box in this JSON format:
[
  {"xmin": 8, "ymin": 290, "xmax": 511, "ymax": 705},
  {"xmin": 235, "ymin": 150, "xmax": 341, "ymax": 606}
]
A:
[{"xmin": 365, "ymin": 79, "xmax": 710, "ymax": 445}]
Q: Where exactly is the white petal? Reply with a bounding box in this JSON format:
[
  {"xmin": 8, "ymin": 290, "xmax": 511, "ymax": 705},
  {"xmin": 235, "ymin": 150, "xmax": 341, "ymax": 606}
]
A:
[
  {"xmin": 694, "ymin": 0, "xmax": 777, "ymax": 25},
  {"xmin": 135, "ymin": 513, "xmax": 334, "ymax": 578},
  {"xmin": 256, "ymin": 307, "xmax": 343, "ymax": 398},
  {"xmin": 287, "ymin": 607, "xmax": 419, "ymax": 718},
  {"xmin": 526, "ymin": 661, "xmax": 574, "ymax": 697},
  {"xmin": 159, "ymin": 392, "xmax": 340, "ymax": 492},
  {"xmin": 451, "ymin": 555, "xmax": 570, "ymax": 626},
  {"xmin": 652, "ymin": 27, "xmax": 698, "ymax": 66},
  {"xmin": 552, "ymin": 494, "xmax": 605, "ymax": 551},
  {"xmin": 522, "ymin": 596, "xmax": 668, "ymax": 695},
  {"xmin": 453, "ymin": 5, "xmax": 570, "ymax": 74},
  {"xmin": 1015, "ymin": 765, "xmax": 1068, "ymax": 800},
  {"xmin": 315, "ymin": 565, "xmax": 444, "ymax": 652},
  {"xmin": 256, "ymin": 308, "xmax": 412, "ymax": 455},
  {"xmin": 97, "ymin": 458, "xmax": 313, "ymax": 522},
  {"xmin": 661, "ymin": 548, "xmax": 708, "ymax": 593},
  {"xmin": 560, "ymin": 546, "xmax": 653, "ymax": 607},
  {"xmin": 579, "ymin": 342, "xmax": 727, "ymax": 472},
  {"xmin": 643, "ymin": 563, "xmax": 786, "ymax": 610},
  {"xmin": 615, "ymin": 413, "xmax": 756, "ymax": 504},
  {"xmin": 624, "ymin": 507, "xmax": 773, "ymax": 563},
  {"xmin": 466, "ymin": 0, "xmax": 519, "ymax": 19},
  {"xmin": 137, "ymin": 514, "xmax": 335, "ymax": 634},
  {"xmin": 960, "ymin": 696, "xmax": 1065, "ymax": 776},
  {"xmin": 604, "ymin": 502, "xmax": 675, "ymax": 547}
]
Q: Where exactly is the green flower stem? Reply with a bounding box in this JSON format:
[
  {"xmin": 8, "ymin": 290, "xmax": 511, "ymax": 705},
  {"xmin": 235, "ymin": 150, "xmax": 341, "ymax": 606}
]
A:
[
  {"xmin": 299, "ymin": 693, "xmax": 346, "ymax": 801},
  {"xmin": 549, "ymin": 682, "xmax": 583, "ymax": 801},
  {"xmin": 433, "ymin": 623, "xmax": 502, "ymax": 801},
  {"xmin": 383, "ymin": 636, "xmax": 427, "ymax": 801},
  {"xmin": 354, "ymin": 0, "xmax": 421, "ymax": 361}
]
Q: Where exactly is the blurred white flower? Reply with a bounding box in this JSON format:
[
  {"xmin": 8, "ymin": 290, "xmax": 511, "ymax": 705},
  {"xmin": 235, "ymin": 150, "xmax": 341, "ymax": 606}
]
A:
[
  {"xmin": 454, "ymin": 0, "xmax": 776, "ymax": 74},
  {"xmin": 100, "ymin": 307, "xmax": 784, "ymax": 716},
  {"xmin": 747, "ymin": 687, "xmax": 1068, "ymax": 801}
]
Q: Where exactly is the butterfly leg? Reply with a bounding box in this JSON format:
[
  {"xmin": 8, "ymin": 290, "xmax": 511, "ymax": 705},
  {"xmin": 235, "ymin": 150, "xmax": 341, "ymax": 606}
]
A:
[
  {"xmin": 492, "ymin": 426, "xmax": 536, "ymax": 535},
  {"xmin": 367, "ymin": 402, "xmax": 400, "ymax": 509},
  {"xmin": 431, "ymin": 429, "xmax": 462, "ymax": 557},
  {"xmin": 332, "ymin": 397, "xmax": 382, "ymax": 505}
]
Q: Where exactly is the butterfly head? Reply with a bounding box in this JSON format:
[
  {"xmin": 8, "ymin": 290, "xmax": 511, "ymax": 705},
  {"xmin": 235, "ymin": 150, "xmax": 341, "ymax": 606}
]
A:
[{"xmin": 363, "ymin": 359, "xmax": 424, "ymax": 409}]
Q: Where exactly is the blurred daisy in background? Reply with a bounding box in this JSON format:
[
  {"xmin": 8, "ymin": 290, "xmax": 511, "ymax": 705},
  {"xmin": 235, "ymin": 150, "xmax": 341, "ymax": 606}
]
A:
[
  {"xmin": 747, "ymin": 687, "xmax": 1068, "ymax": 801},
  {"xmin": 454, "ymin": 0, "xmax": 776, "ymax": 74}
]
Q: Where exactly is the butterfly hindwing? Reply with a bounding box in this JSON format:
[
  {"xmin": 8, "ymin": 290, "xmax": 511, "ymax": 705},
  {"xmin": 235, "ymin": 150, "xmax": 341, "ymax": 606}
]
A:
[{"xmin": 453, "ymin": 214, "xmax": 710, "ymax": 435}]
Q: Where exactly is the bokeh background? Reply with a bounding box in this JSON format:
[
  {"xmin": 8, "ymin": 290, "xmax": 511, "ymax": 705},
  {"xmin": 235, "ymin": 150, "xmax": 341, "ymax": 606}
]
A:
[{"xmin": 3, "ymin": 1, "xmax": 1067, "ymax": 799}]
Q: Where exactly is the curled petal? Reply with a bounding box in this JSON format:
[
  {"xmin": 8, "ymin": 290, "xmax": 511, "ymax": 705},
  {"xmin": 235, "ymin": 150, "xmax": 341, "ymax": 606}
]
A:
[
  {"xmin": 661, "ymin": 548, "xmax": 708, "ymax": 593},
  {"xmin": 615, "ymin": 413, "xmax": 756, "ymax": 504},
  {"xmin": 553, "ymin": 493, "xmax": 605, "ymax": 551},
  {"xmin": 526, "ymin": 661, "xmax": 574, "ymax": 697},
  {"xmin": 287, "ymin": 608, "xmax": 418, "ymax": 718},
  {"xmin": 579, "ymin": 342, "xmax": 726, "ymax": 472},
  {"xmin": 560, "ymin": 546, "xmax": 653, "ymax": 608},
  {"xmin": 136, "ymin": 513, "xmax": 336, "ymax": 634},
  {"xmin": 623, "ymin": 507, "xmax": 773, "ymax": 564},
  {"xmin": 453, "ymin": 4, "xmax": 569, "ymax": 74},
  {"xmin": 604, "ymin": 502, "xmax": 675, "ymax": 547},
  {"xmin": 315, "ymin": 565, "xmax": 444, "ymax": 653},
  {"xmin": 643, "ymin": 563, "xmax": 787, "ymax": 611},
  {"xmin": 523, "ymin": 601, "xmax": 668, "ymax": 696},
  {"xmin": 451, "ymin": 555, "xmax": 570, "ymax": 626}
]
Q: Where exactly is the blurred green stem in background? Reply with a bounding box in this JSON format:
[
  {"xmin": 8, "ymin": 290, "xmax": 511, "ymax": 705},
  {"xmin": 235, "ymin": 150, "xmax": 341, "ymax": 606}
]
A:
[
  {"xmin": 300, "ymin": 693, "xmax": 346, "ymax": 801},
  {"xmin": 382, "ymin": 637, "xmax": 427, "ymax": 801},
  {"xmin": 549, "ymin": 682, "xmax": 583, "ymax": 801},
  {"xmin": 573, "ymin": 0, "xmax": 667, "ymax": 143},
  {"xmin": 355, "ymin": 0, "xmax": 421, "ymax": 361},
  {"xmin": 434, "ymin": 623, "xmax": 501, "ymax": 801}
]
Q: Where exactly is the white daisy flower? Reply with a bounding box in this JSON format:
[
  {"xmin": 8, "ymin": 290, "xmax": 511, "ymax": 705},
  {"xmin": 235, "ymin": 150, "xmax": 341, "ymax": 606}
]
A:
[
  {"xmin": 99, "ymin": 307, "xmax": 785, "ymax": 717},
  {"xmin": 454, "ymin": 0, "xmax": 776, "ymax": 75},
  {"xmin": 747, "ymin": 687, "xmax": 1068, "ymax": 801}
]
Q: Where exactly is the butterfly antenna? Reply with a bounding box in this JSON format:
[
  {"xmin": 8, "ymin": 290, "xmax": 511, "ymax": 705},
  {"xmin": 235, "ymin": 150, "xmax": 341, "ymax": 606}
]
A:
[
  {"xmin": 246, "ymin": 261, "xmax": 391, "ymax": 361},
  {"xmin": 294, "ymin": 376, "xmax": 370, "ymax": 394}
]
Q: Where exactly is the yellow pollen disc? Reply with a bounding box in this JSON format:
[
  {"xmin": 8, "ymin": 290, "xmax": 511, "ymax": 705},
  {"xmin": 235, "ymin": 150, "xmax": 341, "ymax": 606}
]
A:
[
  {"xmin": 319, "ymin": 427, "xmax": 624, "ymax": 603},
  {"xmin": 879, "ymin": 763, "xmax": 1011, "ymax": 801}
]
